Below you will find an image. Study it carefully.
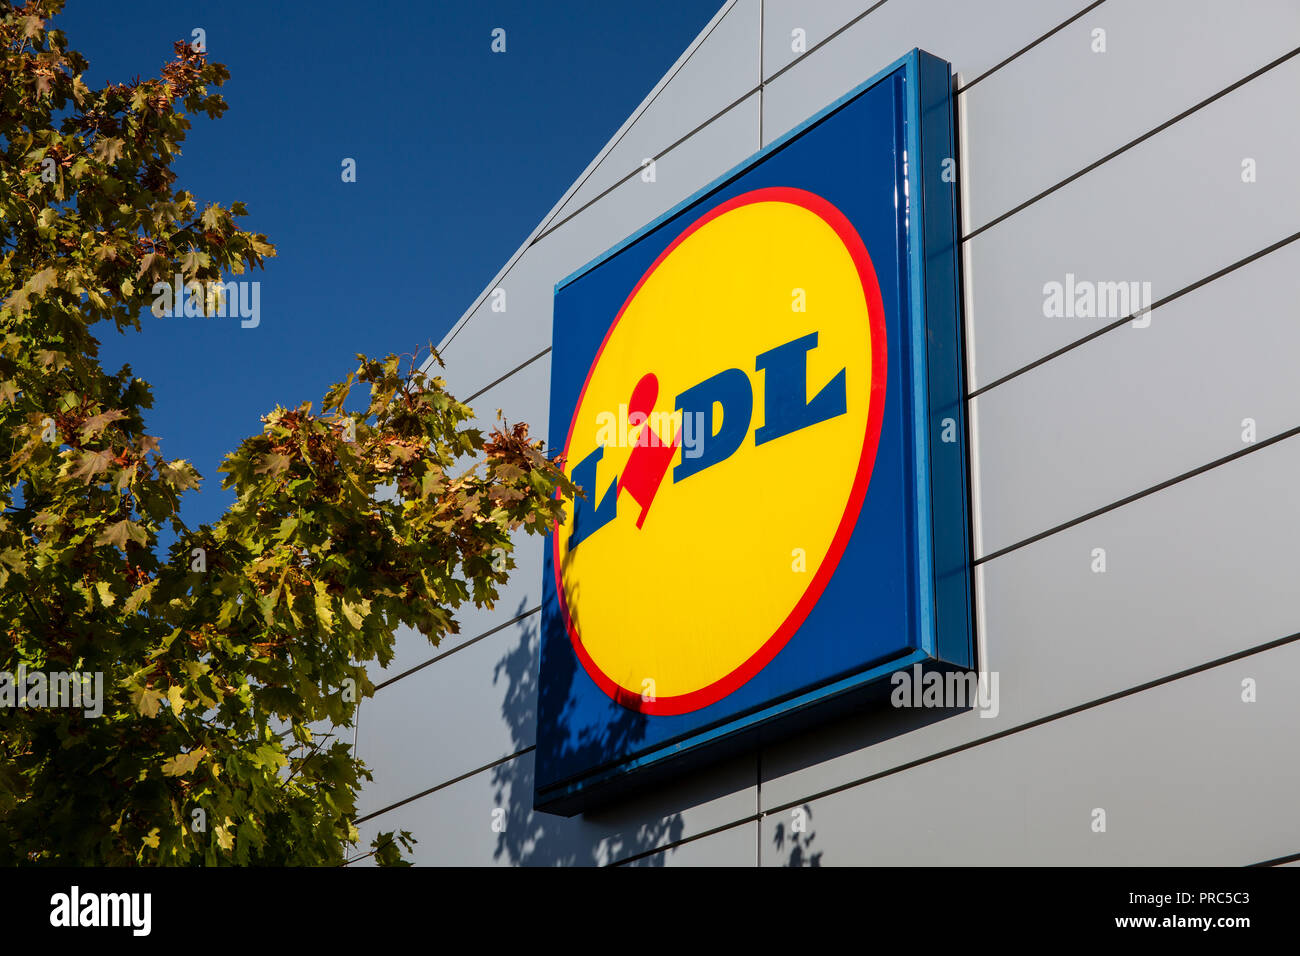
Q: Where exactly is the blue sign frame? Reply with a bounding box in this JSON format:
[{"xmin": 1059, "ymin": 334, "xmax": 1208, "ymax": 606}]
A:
[{"xmin": 535, "ymin": 49, "xmax": 974, "ymax": 815}]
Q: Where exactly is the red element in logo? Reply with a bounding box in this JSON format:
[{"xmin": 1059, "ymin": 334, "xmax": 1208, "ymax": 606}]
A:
[{"xmin": 615, "ymin": 373, "xmax": 680, "ymax": 529}]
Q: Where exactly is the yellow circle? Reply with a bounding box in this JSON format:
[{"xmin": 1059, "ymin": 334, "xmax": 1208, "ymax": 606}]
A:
[{"xmin": 557, "ymin": 193, "xmax": 878, "ymax": 707}]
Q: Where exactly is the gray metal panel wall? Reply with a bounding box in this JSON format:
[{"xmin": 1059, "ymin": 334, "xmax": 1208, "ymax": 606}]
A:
[{"xmin": 352, "ymin": 0, "xmax": 1300, "ymax": 866}]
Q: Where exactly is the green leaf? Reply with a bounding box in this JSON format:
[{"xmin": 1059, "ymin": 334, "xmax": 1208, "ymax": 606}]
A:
[
  {"xmin": 180, "ymin": 247, "xmax": 209, "ymax": 277},
  {"xmin": 95, "ymin": 518, "xmax": 147, "ymax": 550},
  {"xmin": 131, "ymin": 686, "xmax": 164, "ymax": 718},
  {"xmin": 124, "ymin": 580, "xmax": 157, "ymax": 613},
  {"xmin": 200, "ymin": 205, "xmax": 225, "ymax": 231},
  {"xmin": 254, "ymin": 452, "xmax": 291, "ymax": 477},
  {"xmin": 341, "ymin": 598, "xmax": 370, "ymax": 630},
  {"xmin": 79, "ymin": 408, "xmax": 127, "ymax": 440},
  {"xmin": 28, "ymin": 266, "xmax": 58, "ymax": 295},
  {"xmin": 92, "ymin": 136, "xmax": 125, "ymax": 164},
  {"xmin": 314, "ymin": 589, "xmax": 334, "ymax": 629},
  {"xmin": 161, "ymin": 747, "xmax": 207, "ymax": 777},
  {"xmin": 215, "ymin": 821, "xmax": 234, "ymax": 851}
]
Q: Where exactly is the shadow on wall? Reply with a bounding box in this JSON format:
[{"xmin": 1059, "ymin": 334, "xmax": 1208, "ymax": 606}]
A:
[
  {"xmin": 760, "ymin": 686, "xmax": 976, "ymax": 866},
  {"xmin": 489, "ymin": 610, "xmax": 970, "ymax": 866},
  {"xmin": 488, "ymin": 596, "xmax": 684, "ymax": 865},
  {"xmin": 770, "ymin": 804, "xmax": 823, "ymax": 867}
]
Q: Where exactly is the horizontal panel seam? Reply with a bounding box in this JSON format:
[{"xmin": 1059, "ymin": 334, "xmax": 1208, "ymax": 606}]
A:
[
  {"xmin": 613, "ymin": 816, "xmax": 761, "ymax": 867},
  {"xmin": 463, "ymin": 348, "xmax": 552, "ymax": 405},
  {"xmin": 438, "ymin": 234, "xmax": 1300, "ymax": 562},
  {"xmin": 435, "ymin": 80, "xmax": 756, "ymax": 397},
  {"xmin": 440, "ymin": 2, "xmax": 1184, "ymax": 400},
  {"xmin": 963, "ymin": 44, "xmax": 1300, "ymax": 241},
  {"xmin": 357, "ymin": 625, "xmax": 1300, "ymax": 862},
  {"xmin": 612, "ymin": 627, "xmax": 1300, "ymax": 866},
  {"xmin": 763, "ymin": 0, "xmax": 891, "ymax": 86},
  {"xmin": 531, "ymin": 86, "xmax": 760, "ymax": 246},
  {"xmin": 1251, "ymin": 850, "xmax": 1300, "ymax": 867},
  {"xmin": 447, "ymin": 225, "xmax": 1300, "ymax": 422},
  {"xmin": 531, "ymin": 0, "xmax": 743, "ymax": 239},
  {"xmin": 354, "ymin": 745, "xmax": 536, "ymax": 827},
  {"xmin": 956, "ymin": 0, "xmax": 1108, "ymax": 93},
  {"xmin": 440, "ymin": 2, "xmax": 1121, "ymax": 399},
  {"xmin": 974, "ymin": 421, "xmax": 1300, "ymax": 565},
  {"xmin": 573, "ymin": 0, "xmax": 1105, "ymax": 225},
  {"xmin": 372, "ymin": 606, "xmax": 541, "ymax": 692},
  {"xmin": 434, "ymin": 2, "xmax": 742, "ymax": 358},
  {"xmin": 966, "ymin": 230, "xmax": 1300, "ymax": 399},
  {"xmin": 450, "ymin": 224, "xmax": 1300, "ymax": 407}
]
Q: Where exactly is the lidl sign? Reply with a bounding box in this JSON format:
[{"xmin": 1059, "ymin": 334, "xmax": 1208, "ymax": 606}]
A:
[{"xmin": 536, "ymin": 50, "xmax": 973, "ymax": 815}]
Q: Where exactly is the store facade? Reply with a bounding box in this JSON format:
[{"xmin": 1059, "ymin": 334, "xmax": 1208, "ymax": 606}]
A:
[{"xmin": 355, "ymin": 0, "xmax": 1300, "ymax": 866}]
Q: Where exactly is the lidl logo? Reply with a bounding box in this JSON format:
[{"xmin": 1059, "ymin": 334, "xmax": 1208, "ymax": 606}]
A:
[
  {"xmin": 554, "ymin": 188, "xmax": 887, "ymax": 714},
  {"xmin": 536, "ymin": 50, "xmax": 974, "ymax": 816}
]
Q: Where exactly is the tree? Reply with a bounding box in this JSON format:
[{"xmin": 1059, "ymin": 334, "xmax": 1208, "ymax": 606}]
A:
[{"xmin": 0, "ymin": 0, "xmax": 575, "ymax": 865}]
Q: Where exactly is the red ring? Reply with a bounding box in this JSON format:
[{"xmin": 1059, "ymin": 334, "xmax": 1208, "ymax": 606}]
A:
[{"xmin": 552, "ymin": 186, "xmax": 888, "ymax": 715}]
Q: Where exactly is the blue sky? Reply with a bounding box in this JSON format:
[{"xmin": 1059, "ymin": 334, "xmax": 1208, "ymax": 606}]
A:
[{"xmin": 51, "ymin": 0, "xmax": 723, "ymax": 530}]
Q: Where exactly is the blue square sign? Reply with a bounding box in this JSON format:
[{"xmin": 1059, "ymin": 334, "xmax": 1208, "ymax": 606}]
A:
[{"xmin": 535, "ymin": 50, "xmax": 974, "ymax": 815}]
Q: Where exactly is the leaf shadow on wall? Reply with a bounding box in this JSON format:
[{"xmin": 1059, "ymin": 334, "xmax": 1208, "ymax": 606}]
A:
[
  {"xmin": 490, "ymin": 590, "xmax": 706, "ymax": 866},
  {"xmin": 770, "ymin": 804, "xmax": 823, "ymax": 867},
  {"xmin": 763, "ymin": 682, "xmax": 976, "ymax": 866}
]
